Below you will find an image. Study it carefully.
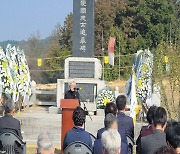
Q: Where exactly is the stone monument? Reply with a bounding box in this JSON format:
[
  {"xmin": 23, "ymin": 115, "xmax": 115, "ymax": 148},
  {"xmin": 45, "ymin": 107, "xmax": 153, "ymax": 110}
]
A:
[
  {"xmin": 57, "ymin": 0, "xmax": 106, "ymax": 113},
  {"xmin": 72, "ymin": 0, "xmax": 94, "ymax": 57}
]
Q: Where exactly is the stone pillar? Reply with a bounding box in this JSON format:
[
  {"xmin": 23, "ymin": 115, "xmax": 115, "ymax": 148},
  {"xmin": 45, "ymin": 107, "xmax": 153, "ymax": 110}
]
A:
[{"xmin": 30, "ymin": 80, "xmax": 36, "ymax": 105}]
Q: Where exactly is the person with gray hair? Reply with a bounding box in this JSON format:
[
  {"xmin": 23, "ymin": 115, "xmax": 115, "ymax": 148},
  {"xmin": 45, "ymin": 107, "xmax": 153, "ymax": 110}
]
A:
[
  {"xmin": 37, "ymin": 131, "xmax": 54, "ymax": 154},
  {"xmin": 93, "ymin": 114, "xmax": 128, "ymax": 154},
  {"xmin": 101, "ymin": 129, "xmax": 121, "ymax": 154},
  {"xmin": 104, "ymin": 113, "xmax": 118, "ymax": 130}
]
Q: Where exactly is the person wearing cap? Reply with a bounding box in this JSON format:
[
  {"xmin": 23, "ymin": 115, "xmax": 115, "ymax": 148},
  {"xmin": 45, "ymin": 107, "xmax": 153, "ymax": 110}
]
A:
[{"xmin": 0, "ymin": 99, "xmax": 22, "ymax": 139}]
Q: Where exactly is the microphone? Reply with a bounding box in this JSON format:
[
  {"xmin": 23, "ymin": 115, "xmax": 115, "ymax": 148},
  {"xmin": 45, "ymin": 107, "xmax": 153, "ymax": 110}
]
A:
[{"xmin": 74, "ymin": 88, "xmax": 82, "ymax": 91}]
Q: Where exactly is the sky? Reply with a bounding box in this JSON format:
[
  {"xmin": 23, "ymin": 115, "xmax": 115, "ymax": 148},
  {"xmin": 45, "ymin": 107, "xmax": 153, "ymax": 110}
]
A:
[{"xmin": 0, "ymin": 0, "xmax": 73, "ymax": 41}]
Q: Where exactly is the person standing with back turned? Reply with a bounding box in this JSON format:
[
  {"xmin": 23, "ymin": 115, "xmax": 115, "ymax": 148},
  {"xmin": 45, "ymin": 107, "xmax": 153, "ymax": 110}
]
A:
[
  {"xmin": 116, "ymin": 95, "xmax": 134, "ymax": 153},
  {"xmin": 141, "ymin": 107, "xmax": 167, "ymax": 154}
]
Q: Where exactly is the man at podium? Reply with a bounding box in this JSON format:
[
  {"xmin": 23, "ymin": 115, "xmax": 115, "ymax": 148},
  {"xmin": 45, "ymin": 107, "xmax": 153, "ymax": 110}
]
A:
[{"xmin": 64, "ymin": 80, "xmax": 80, "ymax": 101}]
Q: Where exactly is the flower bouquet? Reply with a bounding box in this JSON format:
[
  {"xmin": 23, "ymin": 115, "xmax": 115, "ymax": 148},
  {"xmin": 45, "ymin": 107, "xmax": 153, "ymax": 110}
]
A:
[{"xmin": 96, "ymin": 87, "xmax": 115, "ymax": 109}]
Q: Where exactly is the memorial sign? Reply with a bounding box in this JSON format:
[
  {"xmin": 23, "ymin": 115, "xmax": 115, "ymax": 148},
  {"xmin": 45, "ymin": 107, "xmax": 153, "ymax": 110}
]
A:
[
  {"xmin": 69, "ymin": 61, "xmax": 95, "ymax": 78},
  {"xmin": 73, "ymin": 0, "xmax": 94, "ymax": 57}
]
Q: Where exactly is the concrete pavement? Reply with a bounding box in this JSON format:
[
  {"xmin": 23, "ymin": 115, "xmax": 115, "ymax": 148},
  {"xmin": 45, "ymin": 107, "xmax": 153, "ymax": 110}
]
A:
[{"xmin": 13, "ymin": 106, "xmax": 144, "ymax": 149}]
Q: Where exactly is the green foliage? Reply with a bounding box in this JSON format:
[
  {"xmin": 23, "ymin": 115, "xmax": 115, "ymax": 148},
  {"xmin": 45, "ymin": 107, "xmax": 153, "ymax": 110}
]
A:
[
  {"xmin": 153, "ymin": 42, "xmax": 180, "ymax": 119},
  {"xmin": 94, "ymin": 0, "xmax": 116, "ymax": 55},
  {"xmin": 44, "ymin": 0, "xmax": 179, "ymax": 82},
  {"xmin": 136, "ymin": 0, "xmax": 176, "ymax": 48},
  {"xmin": 58, "ymin": 13, "xmax": 73, "ymax": 51},
  {"xmin": 44, "ymin": 40, "xmax": 71, "ymax": 82},
  {"xmin": 26, "ymin": 32, "xmax": 47, "ymax": 83}
]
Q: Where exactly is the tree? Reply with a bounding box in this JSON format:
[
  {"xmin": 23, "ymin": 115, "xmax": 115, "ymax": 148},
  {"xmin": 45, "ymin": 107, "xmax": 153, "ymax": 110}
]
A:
[
  {"xmin": 153, "ymin": 42, "xmax": 180, "ymax": 119},
  {"xmin": 27, "ymin": 31, "xmax": 42, "ymax": 57},
  {"xmin": 26, "ymin": 31, "xmax": 45, "ymax": 83},
  {"xmin": 115, "ymin": 0, "xmax": 142, "ymax": 52},
  {"xmin": 136, "ymin": 0, "xmax": 176, "ymax": 48},
  {"xmin": 48, "ymin": 0, "xmax": 179, "ymax": 82},
  {"xmin": 44, "ymin": 40, "xmax": 71, "ymax": 82},
  {"xmin": 94, "ymin": 0, "xmax": 117, "ymax": 55},
  {"xmin": 58, "ymin": 13, "xmax": 73, "ymax": 51}
]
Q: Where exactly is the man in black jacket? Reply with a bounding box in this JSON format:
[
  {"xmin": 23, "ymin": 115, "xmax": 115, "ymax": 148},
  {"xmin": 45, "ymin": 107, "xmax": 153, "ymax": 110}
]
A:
[
  {"xmin": 116, "ymin": 95, "xmax": 134, "ymax": 139},
  {"xmin": 64, "ymin": 80, "xmax": 80, "ymax": 101},
  {"xmin": 116, "ymin": 95, "xmax": 134, "ymax": 154},
  {"xmin": 0, "ymin": 99, "xmax": 22, "ymax": 138},
  {"xmin": 0, "ymin": 99, "xmax": 23, "ymax": 153},
  {"xmin": 141, "ymin": 107, "xmax": 167, "ymax": 154}
]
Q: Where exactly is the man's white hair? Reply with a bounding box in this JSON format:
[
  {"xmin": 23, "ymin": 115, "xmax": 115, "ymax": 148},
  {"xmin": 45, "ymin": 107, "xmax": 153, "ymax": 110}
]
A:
[
  {"xmin": 101, "ymin": 129, "xmax": 121, "ymax": 154},
  {"xmin": 37, "ymin": 131, "xmax": 54, "ymax": 153},
  {"xmin": 68, "ymin": 79, "xmax": 76, "ymax": 86}
]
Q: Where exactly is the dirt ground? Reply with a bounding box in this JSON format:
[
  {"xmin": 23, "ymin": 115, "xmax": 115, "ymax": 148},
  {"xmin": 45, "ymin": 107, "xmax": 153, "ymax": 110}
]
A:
[
  {"xmin": 36, "ymin": 83, "xmax": 57, "ymax": 90},
  {"xmin": 106, "ymin": 80, "xmax": 127, "ymax": 92},
  {"xmin": 36, "ymin": 80, "xmax": 128, "ymax": 92}
]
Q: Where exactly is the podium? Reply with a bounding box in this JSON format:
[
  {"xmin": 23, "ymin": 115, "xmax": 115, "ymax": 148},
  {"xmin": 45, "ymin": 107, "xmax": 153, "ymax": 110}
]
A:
[{"xmin": 60, "ymin": 99, "xmax": 78, "ymax": 149}]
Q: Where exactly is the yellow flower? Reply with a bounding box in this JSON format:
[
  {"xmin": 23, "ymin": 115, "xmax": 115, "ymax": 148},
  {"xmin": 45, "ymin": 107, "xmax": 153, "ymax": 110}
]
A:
[
  {"xmin": 104, "ymin": 99, "xmax": 110, "ymax": 106},
  {"xmin": 137, "ymin": 80, "xmax": 142, "ymax": 88},
  {"xmin": 7, "ymin": 77, "xmax": 10, "ymax": 83},
  {"xmin": 24, "ymin": 75, "xmax": 28, "ymax": 80},
  {"xmin": 20, "ymin": 78, "xmax": 23, "ymax": 84},
  {"xmin": 142, "ymin": 65, "xmax": 147, "ymax": 72},
  {"xmin": 133, "ymin": 116, "xmax": 136, "ymax": 125},
  {"xmin": 15, "ymin": 65, "xmax": 18, "ymax": 70},
  {"xmin": 164, "ymin": 56, "xmax": 168, "ymax": 63},
  {"xmin": 135, "ymin": 105, "xmax": 142, "ymax": 115},
  {"xmin": 17, "ymin": 111, "xmax": 21, "ymax": 116},
  {"xmin": 2, "ymin": 61, "xmax": 7, "ymax": 70}
]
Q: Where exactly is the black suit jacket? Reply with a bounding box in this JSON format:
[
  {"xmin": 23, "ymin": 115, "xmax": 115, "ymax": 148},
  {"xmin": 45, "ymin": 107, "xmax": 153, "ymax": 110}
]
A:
[
  {"xmin": 97, "ymin": 127, "xmax": 127, "ymax": 143},
  {"xmin": 136, "ymin": 125, "xmax": 153, "ymax": 154},
  {"xmin": 141, "ymin": 130, "xmax": 167, "ymax": 154},
  {"xmin": 0, "ymin": 114, "xmax": 22, "ymax": 139},
  {"xmin": 117, "ymin": 112, "xmax": 134, "ymax": 139},
  {"xmin": 64, "ymin": 90, "xmax": 80, "ymax": 100}
]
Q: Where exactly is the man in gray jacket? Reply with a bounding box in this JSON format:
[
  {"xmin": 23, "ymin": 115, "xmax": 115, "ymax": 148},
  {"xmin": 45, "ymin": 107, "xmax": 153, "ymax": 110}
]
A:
[{"xmin": 141, "ymin": 107, "xmax": 167, "ymax": 154}]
